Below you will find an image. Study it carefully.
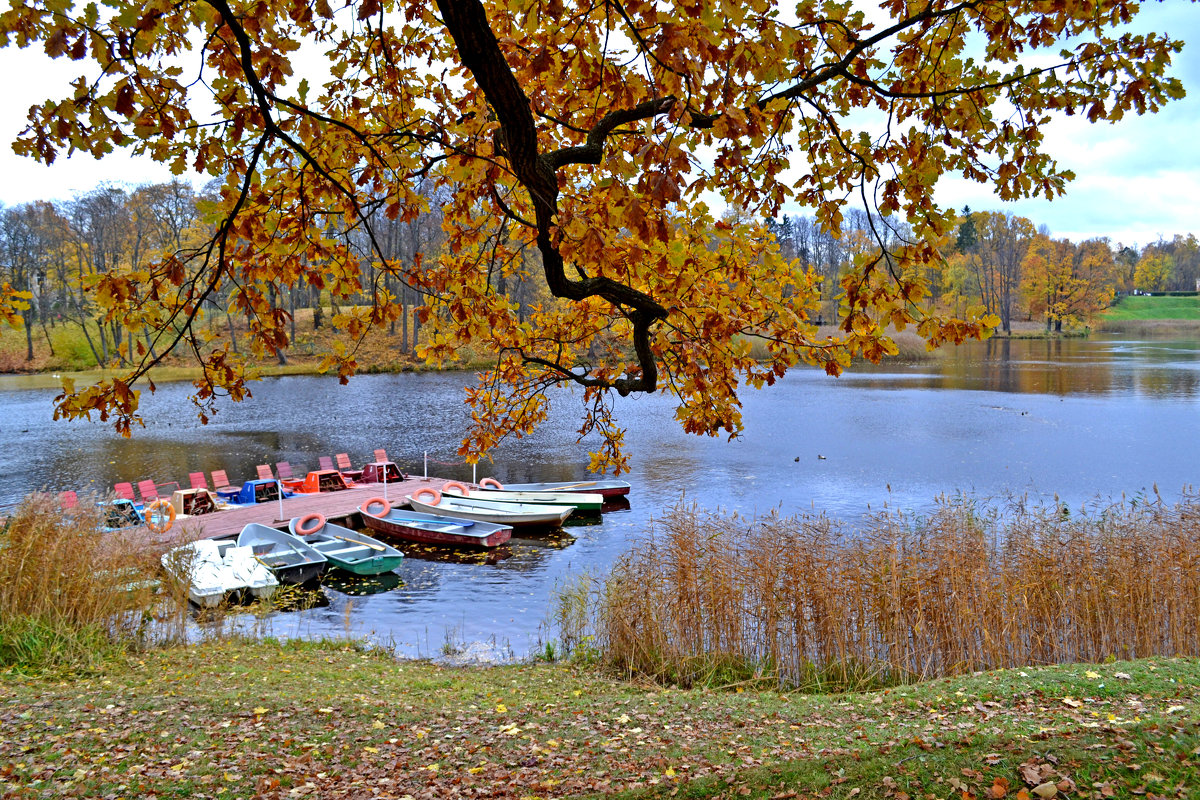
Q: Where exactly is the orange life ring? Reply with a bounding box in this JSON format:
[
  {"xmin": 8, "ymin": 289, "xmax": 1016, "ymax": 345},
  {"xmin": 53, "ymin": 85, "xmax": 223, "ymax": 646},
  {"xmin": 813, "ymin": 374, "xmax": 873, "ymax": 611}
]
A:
[
  {"xmin": 363, "ymin": 497, "xmax": 391, "ymax": 517},
  {"xmin": 412, "ymin": 487, "xmax": 442, "ymax": 506},
  {"xmin": 144, "ymin": 500, "xmax": 175, "ymax": 534},
  {"xmin": 294, "ymin": 512, "xmax": 326, "ymax": 536},
  {"xmin": 442, "ymin": 481, "xmax": 470, "ymax": 496},
  {"xmin": 479, "ymin": 477, "xmax": 504, "ymax": 490}
]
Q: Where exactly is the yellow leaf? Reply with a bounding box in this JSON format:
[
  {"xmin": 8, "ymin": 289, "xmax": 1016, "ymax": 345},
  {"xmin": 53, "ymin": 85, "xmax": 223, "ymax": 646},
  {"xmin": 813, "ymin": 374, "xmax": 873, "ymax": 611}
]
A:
[
  {"xmin": 495, "ymin": 704, "xmax": 507, "ymax": 713},
  {"xmin": 1085, "ymin": 671, "xmax": 1101, "ymax": 679},
  {"xmin": 252, "ymin": 707, "xmax": 268, "ymax": 715}
]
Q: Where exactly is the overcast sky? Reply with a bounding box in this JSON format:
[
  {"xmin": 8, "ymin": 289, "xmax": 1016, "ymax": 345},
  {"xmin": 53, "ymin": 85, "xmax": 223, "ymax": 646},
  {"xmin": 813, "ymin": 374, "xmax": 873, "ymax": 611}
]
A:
[{"xmin": 0, "ymin": 3, "xmax": 1195, "ymax": 250}]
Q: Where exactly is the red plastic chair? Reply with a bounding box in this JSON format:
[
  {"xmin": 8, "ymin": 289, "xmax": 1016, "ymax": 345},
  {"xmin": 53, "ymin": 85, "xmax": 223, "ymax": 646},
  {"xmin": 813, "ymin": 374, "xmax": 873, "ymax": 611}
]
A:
[
  {"xmin": 211, "ymin": 470, "xmax": 233, "ymax": 491},
  {"xmin": 114, "ymin": 482, "xmax": 136, "ymax": 501},
  {"xmin": 137, "ymin": 480, "xmax": 160, "ymax": 504},
  {"xmin": 373, "ymin": 448, "xmax": 388, "ymax": 462},
  {"xmin": 336, "ymin": 452, "xmax": 364, "ymax": 481},
  {"xmin": 188, "ymin": 472, "xmax": 208, "ymax": 490},
  {"xmin": 318, "ymin": 456, "xmax": 334, "ymax": 471},
  {"xmin": 255, "ymin": 464, "xmax": 274, "ymax": 481},
  {"xmin": 276, "ymin": 461, "xmax": 296, "ymax": 481}
]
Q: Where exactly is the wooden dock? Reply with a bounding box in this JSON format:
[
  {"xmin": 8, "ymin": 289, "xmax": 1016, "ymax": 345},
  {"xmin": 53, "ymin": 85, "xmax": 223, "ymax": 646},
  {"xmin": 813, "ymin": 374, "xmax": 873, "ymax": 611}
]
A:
[{"xmin": 141, "ymin": 476, "xmax": 450, "ymax": 549}]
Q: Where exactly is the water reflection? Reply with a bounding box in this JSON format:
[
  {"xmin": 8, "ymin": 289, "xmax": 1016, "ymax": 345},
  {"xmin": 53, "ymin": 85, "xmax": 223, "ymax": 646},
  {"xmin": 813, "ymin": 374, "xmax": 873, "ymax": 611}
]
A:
[
  {"xmin": 3, "ymin": 333, "xmax": 1200, "ymax": 656},
  {"xmin": 322, "ymin": 571, "xmax": 404, "ymax": 596}
]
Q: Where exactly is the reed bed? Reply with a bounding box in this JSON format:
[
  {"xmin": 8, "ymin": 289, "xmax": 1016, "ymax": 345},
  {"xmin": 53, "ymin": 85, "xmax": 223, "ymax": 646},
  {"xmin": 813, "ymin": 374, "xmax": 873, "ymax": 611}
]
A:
[
  {"xmin": 0, "ymin": 492, "xmax": 168, "ymax": 674},
  {"xmin": 574, "ymin": 495, "xmax": 1200, "ymax": 690}
]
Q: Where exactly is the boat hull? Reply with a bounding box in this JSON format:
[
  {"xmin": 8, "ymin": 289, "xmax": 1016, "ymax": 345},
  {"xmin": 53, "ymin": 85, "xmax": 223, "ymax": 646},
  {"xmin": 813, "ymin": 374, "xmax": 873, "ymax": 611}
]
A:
[
  {"xmin": 408, "ymin": 495, "xmax": 574, "ymax": 527},
  {"xmin": 289, "ymin": 518, "xmax": 404, "ymax": 576},
  {"xmin": 359, "ymin": 507, "xmax": 512, "ymax": 548},
  {"xmin": 445, "ymin": 488, "xmax": 603, "ymax": 512},
  {"xmin": 160, "ymin": 538, "xmax": 278, "ymax": 608},
  {"xmin": 498, "ymin": 480, "xmax": 631, "ymax": 499},
  {"xmin": 236, "ymin": 523, "xmax": 328, "ymax": 585}
]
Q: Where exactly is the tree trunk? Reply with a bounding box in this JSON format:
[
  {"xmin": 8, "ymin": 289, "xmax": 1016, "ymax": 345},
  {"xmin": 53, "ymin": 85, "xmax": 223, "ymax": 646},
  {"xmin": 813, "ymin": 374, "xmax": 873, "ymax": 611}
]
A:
[
  {"xmin": 23, "ymin": 309, "xmax": 35, "ymax": 361},
  {"xmin": 400, "ymin": 295, "xmax": 409, "ymax": 354},
  {"xmin": 40, "ymin": 316, "xmax": 55, "ymax": 357},
  {"xmin": 226, "ymin": 309, "xmax": 239, "ymax": 354}
]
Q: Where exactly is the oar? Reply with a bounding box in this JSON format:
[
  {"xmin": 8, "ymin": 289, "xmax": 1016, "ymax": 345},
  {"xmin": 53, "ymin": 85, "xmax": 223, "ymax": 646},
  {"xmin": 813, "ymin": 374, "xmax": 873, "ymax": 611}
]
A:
[
  {"xmin": 333, "ymin": 534, "xmax": 385, "ymax": 552},
  {"xmin": 548, "ymin": 481, "xmax": 598, "ymax": 490}
]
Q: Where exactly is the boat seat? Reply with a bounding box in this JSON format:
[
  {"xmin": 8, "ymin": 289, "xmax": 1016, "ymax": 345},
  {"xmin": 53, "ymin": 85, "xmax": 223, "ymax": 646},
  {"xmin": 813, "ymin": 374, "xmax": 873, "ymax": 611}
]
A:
[{"xmin": 322, "ymin": 545, "xmax": 371, "ymax": 557}]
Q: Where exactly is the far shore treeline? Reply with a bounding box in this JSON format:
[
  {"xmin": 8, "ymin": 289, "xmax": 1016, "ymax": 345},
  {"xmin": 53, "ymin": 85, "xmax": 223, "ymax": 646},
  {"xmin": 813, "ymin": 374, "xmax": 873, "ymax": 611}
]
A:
[{"xmin": 2, "ymin": 181, "xmax": 1198, "ymax": 375}]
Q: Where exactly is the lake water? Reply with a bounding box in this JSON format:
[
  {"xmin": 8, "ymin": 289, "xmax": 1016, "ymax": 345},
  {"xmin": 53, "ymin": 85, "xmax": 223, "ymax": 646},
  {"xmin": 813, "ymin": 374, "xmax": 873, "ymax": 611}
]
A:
[{"xmin": 2, "ymin": 334, "xmax": 1198, "ymax": 657}]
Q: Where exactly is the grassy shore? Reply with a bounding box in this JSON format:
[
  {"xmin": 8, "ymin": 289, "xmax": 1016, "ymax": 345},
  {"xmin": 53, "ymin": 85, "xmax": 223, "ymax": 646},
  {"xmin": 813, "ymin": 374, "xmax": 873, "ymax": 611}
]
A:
[{"xmin": 1, "ymin": 640, "xmax": 1196, "ymax": 800}]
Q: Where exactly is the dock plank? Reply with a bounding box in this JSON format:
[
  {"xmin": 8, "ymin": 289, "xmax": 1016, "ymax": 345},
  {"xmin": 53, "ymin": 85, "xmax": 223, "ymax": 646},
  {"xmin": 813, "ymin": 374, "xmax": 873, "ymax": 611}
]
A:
[{"xmin": 141, "ymin": 478, "xmax": 449, "ymax": 549}]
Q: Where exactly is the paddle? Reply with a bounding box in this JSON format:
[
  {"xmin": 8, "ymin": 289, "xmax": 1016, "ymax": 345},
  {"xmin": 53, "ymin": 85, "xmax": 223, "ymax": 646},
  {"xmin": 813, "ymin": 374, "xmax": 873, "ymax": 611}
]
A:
[
  {"xmin": 546, "ymin": 481, "xmax": 598, "ymax": 490},
  {"xmin": 332, "ymin": 534, "xmax": 385, "ymax": 552}
]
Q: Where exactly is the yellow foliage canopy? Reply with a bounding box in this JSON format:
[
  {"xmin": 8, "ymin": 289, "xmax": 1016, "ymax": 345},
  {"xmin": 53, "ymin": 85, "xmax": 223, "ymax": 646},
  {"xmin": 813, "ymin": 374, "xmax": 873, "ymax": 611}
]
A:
[{"xmin": 0, "ymin": 0, "xmax": 1186, "ymax": 464}]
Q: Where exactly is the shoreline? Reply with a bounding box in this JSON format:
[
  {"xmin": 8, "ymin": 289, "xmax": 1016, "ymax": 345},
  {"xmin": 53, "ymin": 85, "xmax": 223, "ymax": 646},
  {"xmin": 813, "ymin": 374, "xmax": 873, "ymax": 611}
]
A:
[{"xmin": 0, "ymin": 326, "xmax": 1110, "ymax": 390}]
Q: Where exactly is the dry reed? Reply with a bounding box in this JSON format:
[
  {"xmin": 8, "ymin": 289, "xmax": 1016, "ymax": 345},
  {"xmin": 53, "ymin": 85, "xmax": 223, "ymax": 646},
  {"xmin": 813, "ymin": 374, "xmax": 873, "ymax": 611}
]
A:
[
  {"xmin": 0, "ymin": 492, "xmax": 165, "ymax": 673},
  {"xmin": 576, "ymin": 495, "xmax": 1200, "ymax": 690}
]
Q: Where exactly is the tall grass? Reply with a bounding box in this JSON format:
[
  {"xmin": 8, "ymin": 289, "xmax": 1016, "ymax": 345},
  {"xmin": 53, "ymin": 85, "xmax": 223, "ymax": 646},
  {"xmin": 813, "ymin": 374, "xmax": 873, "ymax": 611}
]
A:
[
  {"xmin": 0, "ymin": 493, "xmax": 164, "ymax": 674},
  {"xmin": 569, "ymin": 495, "xmax": 1200, "ymax": 691}
]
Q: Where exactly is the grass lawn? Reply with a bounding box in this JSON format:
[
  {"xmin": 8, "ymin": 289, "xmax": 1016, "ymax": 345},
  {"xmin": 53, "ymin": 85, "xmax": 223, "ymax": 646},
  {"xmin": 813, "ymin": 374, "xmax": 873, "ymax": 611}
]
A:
[
  {"xmin": 1, "ymin": 640, "xmax": 1196, "ymax": 799},
  {"xmin": 1102, "ymin": 296, "xmax": 1200, "ymax": 321}
]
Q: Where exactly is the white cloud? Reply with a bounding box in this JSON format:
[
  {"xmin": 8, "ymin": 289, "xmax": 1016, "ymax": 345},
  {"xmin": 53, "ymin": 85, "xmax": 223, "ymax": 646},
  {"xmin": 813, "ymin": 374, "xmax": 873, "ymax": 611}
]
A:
[{"xmin": 0, "ymin": 45, "xmax": 194, "ymax": 204}]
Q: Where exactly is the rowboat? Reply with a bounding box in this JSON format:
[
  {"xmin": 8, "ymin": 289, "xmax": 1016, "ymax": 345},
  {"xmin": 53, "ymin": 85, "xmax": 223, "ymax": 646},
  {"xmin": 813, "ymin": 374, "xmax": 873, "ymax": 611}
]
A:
[
  {"xmin": 235, "ymin": 523, "xmax": 327, "ymax": 584},
  {"xmin": 160, "ymin": 538, "xmax": 278, "ymax": 608},
  {"xmin": 490, "ymin": 479, "xmax": 631, "ymax": 499},
  {"xmin": 358, "ymin": 502, "xmax": 512, "ymax": 548},
  {"xmin": 441, "ymin": 484, "xmax": 604, "ymax": 512},
  {"xmin": 288, "ymin": 515, "xmax": 404, "ymax": 576},
  {"xmin": 407, "ymin": 490, "xmax": 575, "ymax": 528}
]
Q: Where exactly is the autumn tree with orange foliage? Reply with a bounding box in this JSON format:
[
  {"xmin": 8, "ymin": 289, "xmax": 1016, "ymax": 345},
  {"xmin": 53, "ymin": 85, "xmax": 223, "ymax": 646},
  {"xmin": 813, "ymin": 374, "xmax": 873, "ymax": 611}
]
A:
[
  {"xmin": 0, "ymin": 0, "xmax": 1187, "ymax": 468},
  {"xmin": 1022, "ymin": 235, "xmax": 1118, "ymax": 332}
]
